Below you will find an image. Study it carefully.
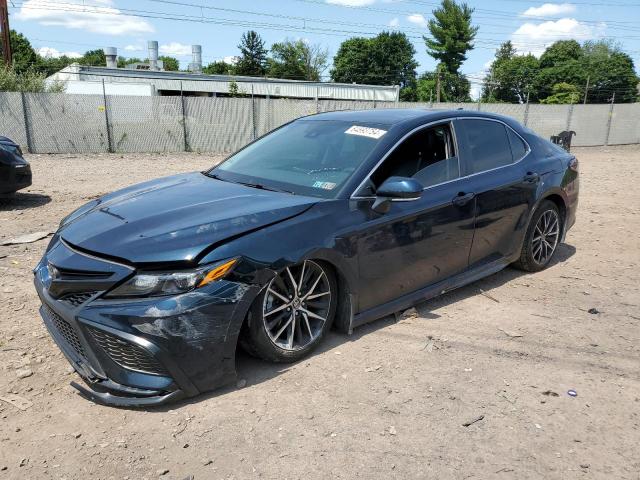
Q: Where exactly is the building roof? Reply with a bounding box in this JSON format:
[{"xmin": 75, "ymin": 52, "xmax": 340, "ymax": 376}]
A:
[{"xmin": 48, "ymin": 64, "xmax": 399, "ymax": 102}]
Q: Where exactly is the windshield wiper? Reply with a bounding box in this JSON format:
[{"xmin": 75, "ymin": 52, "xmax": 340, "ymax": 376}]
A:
[{"xmin": 236, "ymin": 181, "xmax": 295, "ymax": 195}]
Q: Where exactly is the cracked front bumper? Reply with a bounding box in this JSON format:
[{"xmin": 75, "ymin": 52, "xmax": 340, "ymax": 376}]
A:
[{"xmin": 34, "ymin": 242, "xmax": 259, "ymax": 407}]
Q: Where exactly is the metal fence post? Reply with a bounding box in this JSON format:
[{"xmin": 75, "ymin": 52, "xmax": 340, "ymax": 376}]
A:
[
  {"xmin": 476, "ymin": 98, "xmax": 481, "ymax": 111},
  {"xmin": 605, "ymin": 93, "xmax": 615, "ymax": 146},
  {"xmin": 101, "ymin": 79, "xmax": 114, "ymax": 153},
  {"xmin": 566, "ymin": 103, "xmax": 574, "ymax": 131},
  {"xmin": 315, "ymin": 85, "xmax": 320, "ymax": 113},
  {"xmin": 251, "ymin": 84, "xmax": 257, "ymax": 140},
  {"xmin": 180, "ymin": 81, "xmax": 189, "ymax": 152},
  {"xmin": 523, "ymin": 91, "xmax": 530, "ymax": 127},
  {"xmin": 20, "ymin": 91, "xmax": 34, "ymax": 153}
]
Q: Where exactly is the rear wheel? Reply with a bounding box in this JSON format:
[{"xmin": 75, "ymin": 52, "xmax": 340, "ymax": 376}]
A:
[
  {"xmin": 514, "ymin": 200, "xmax": 562, "ymax": 272},
  {"xmin": 240, "ymin": 260, "xmax": 337, "ymax": 362}
]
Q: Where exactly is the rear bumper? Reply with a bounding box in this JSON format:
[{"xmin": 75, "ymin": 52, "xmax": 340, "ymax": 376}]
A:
[
  {"xmin": 0, "ymin": 164, "xmax": 32, "ymax": 194},
  {"xmin": 34, "ymin": 259, "xmax": 258, "ymax": 407}
]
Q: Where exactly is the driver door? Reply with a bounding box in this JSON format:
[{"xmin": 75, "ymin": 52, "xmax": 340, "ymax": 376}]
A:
[{"xmin": 351, "ymin": 122, "xmax": 476, "ymax": 312}]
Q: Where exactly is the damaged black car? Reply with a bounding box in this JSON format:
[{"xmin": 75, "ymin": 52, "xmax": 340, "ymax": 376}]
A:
[{"xmin": 34, "ymin": 109, "xmax": 579, "ymax": 406}]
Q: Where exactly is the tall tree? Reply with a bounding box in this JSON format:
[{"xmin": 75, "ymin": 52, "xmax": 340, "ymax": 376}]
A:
[
  {"xmin": 1, "ymin": 30, "xmax": 37, "ymax": 74},
  {"xmin": 482, "ymin": 41, "xmax": 539, "ymax": 103},
  {"xmin": 331, "ymin": 31, "xmax": 418, "ymax": 96},
  {"xmin": 235, "ymin": 31, "xmax": 268, "ymax": 76},
  {"xmin": 425, "ymin": 0, "xmax": 478, "ymax": 74},
  {"xmin": 267, "ymin": 39, "xmax": 328, "ymax": 81}
]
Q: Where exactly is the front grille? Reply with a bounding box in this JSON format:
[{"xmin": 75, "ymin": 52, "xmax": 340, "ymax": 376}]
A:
[
  {"xmin": 88, "ymin": 327, "xmax": 168, "ymax": 376},
  {"xmin": 59, "ymin": 291, "xmax": 98, "ymax": 307},
  {"xmin": 43, "ymin": 305, "xmax": 87, "ymax": 360}
]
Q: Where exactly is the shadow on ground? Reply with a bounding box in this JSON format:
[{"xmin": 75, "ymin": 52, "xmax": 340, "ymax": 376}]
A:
[{"xmin": 0, "ymin": 192, "xmax": 52, "ymax": 211}]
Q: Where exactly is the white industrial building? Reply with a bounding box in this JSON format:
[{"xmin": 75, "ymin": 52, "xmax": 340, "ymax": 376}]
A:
[{"xmin": 47, "ymin": 41, "xmax": 399, "ymax": 102}]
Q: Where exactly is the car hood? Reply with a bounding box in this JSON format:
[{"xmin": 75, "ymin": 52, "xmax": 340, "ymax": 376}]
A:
[{"xmin": 60, "ymin": 172, "xmax": 319, "ymax": 265}]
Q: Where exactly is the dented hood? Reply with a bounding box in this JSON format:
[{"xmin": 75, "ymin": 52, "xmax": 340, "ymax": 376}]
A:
[{"xmin": 59, "ymin": 172, "xmax": 318, "ymax": 264}]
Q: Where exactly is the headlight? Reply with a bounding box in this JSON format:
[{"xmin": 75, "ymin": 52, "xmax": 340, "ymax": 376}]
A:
[{"xmin": 105, "ymin": 258, "xmax": 237, "ymax": 298}]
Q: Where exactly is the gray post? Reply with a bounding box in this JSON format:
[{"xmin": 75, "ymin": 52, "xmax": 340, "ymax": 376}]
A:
[
  {"xmin": 180, "ymin": 81, "xmax": 189, "ymax": 151},
  {"xmin": 20, "ymin": 91, "xmax": 33, "ymax": 153},
  {"xmin": 604, "ymin": 92, "xmax": 615, "ymax": 146},
  {"xmin": 251, "ymin": 84, "xmax": 257, "ymax": 140},
  {"xmin": 395, "ymin": 85, "xmax": 400, "ymax": 105},
  {"xmin": 523, "ymin": 90, "xmax": 530, "ymax": 127},
  {"xmin": 101, "ymin": 79, "xmax": 113, "ymax": 153},
  {"xmin": 266, "ymin": 92, "xmax": 271, "ymax": 132},
  {"xmin": 476, "ymin": 97, "xmax": 481, "ymax": 111},
  {"xmin": 315, "ymin": 85, "xmax": 320, "ymax": 113},
  {"xmin": 566, "ymin": 103, "xmax": 574, "ymax": 131}
]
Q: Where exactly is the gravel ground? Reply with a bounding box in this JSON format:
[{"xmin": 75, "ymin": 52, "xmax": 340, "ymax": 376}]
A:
[{"xmin": 0, "ymin": 146, "xmax": 639, "ymax": 480}]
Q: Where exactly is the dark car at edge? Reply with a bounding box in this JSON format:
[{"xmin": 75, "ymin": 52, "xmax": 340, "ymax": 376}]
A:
[
  {"xmin": 33, "ymin": 109, "xmax": 579, "ymax": 407},
  {"xmin": 0, "ymin": 136, "xmax": 32, "ymax": 195}
]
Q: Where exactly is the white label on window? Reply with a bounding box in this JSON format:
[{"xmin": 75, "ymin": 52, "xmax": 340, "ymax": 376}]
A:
[
  {"xmin": 345, "ymin": 125, "xmax": 387, "ymax": 139},
  {"xmin": 313, "ymin": 181, "xmax": 337, "ymax": 190}
]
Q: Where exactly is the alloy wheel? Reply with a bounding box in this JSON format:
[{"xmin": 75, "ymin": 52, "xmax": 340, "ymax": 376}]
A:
[
  {"xmin": 532, "ymin": 209, "xmax": 560, "ymax": 265},
  {"xmin": 262, "ymin": 260, "xmax": 331, "ymax": 351}
]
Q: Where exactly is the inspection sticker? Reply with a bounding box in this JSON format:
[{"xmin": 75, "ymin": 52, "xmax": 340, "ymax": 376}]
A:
[
  {"xmin": 345, "ymin": 125, "xmax": 387, "ymax": 139},
  {"xmin": 313, "ymin": 181, "xmax": 337, "ymax": 190}
]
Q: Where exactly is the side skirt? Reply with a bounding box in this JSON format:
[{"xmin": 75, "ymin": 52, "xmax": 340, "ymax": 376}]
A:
[{"xmin": 350, "ymin": 258, "xmax": 511, "ymax": 331}]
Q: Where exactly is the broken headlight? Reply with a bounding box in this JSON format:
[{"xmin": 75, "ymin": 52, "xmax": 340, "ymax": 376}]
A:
[{"xmin": 105, "ymin": 258, "xmax": 237, "ymax": 298}]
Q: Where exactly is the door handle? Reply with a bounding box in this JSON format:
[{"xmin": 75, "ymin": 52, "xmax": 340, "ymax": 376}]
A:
[
  {"xmin": 452, "ymin": 192, "xmax": 475, "ymax": 207},
  {"xmin": 523, "ymin": 172, "xmax": 540, "ymax": 183}
]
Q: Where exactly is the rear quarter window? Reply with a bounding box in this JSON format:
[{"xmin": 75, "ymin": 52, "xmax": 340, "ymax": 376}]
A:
[{"xmin": 458, "ymin": 119, "xmax": 514, "ymax": 174}]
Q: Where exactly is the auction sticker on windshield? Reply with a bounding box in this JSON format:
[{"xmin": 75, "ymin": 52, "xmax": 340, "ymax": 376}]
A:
[
  {"xmin": 345, "ymin": 125, "xmax": 387, "ymax": 139},
  {"xmin": 313, "ymin": 181, "xmax": 337, "ymax": 190}
]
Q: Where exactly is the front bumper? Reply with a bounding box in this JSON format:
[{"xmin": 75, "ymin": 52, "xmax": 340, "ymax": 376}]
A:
[
  {"xmin": 34, "ymin": 240, "xmax": 259, "ymax": 407},
  {"xmin": 0, "ymin": 163, "xmax": 32, "ymax": 194}
]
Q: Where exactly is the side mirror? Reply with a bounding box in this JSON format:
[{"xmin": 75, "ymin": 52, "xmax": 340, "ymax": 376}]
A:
[{"xmin": 372, "ymin": 176, "xmax": 423, "ymax": 213}]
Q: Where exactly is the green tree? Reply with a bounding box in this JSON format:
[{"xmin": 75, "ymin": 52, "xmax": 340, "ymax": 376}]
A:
[
  {"xmin": 159, "ymin": 55, "xmax": 179, "ymax": 71},
  {"xmin": 78, "ymin": 49, "xmax": 106, "ymax": 67},
  {"xmin": 416, "ymin": 67, "xmax": 471, "ymax": 102},
  {"xmin": 540, "ymin": 82, "xmax": 581, "ymax": 104},
  {"xmin": 203, "ymin": 60, "xmax": 236, "ymax": 75},
  {"xmin": 0, "ymin": 30, "xmax": 38, "ymax": 74},
  {"xmin": 425, "ymin": 0, "xmax": 478, "ymax": 74},
  {"xmin": 539, "ymin": 40, "xmax": 582, "ymax": 69},
  {"xmin": 331, "ymin": 32, "xmax": 418, "ymax": 95},
  {"xmin": 235, "ymin": 30, "xmax": 268, "ymax": 76},
  {"xmin": 116, "ymin": 57, "xmax": 142, "ymax": 68},
  {"xmin": 482, "ymin": 43, "xmax": 540, "ymax": 103},
  {"xmin": 267, "ymin": 39, "xmax": 328, "ymax": 81},
  {"xmin": 35, "ymin": 55, "xmax": 76, "ymax": 77}
]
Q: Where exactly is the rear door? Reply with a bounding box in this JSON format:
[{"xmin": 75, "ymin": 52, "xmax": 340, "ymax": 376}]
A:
[{"xmin": 454, "ymin": 118, "xmax": 534, "ymax": 267}]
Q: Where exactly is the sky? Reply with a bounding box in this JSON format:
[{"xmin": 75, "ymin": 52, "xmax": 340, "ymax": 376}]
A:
[{"xmin": 8, "ymin": 0, "xmax": 640, "ymax": 98}]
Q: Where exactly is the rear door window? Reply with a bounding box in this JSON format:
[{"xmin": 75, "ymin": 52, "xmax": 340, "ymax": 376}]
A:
[
  {"xmin": 507, "ymin": 128, "xmax": 528, "ymax": 161},
  {"xmin": 458, "ymin": 119, "xmax": 514, "ymax": 174}
]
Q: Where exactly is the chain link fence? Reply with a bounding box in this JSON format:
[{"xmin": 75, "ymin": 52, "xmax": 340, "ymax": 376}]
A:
[{"xmin": 1, "ymin": 91, "xmax": 638, "ymax": 154}]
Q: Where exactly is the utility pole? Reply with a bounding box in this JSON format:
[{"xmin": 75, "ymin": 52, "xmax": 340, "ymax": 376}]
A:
[
  {"xmin": 0, "ymin": 0, "xmax": 12, "ymax": 66},
  {"xmin": 583, "ymin": 75, "xmax": 590, "ymax": 105}
]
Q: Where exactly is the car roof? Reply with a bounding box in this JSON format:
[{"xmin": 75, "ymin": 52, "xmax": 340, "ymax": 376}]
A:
[{"xmin": 303, "ymin": 108, "xmax": 516, "ymax": 127}]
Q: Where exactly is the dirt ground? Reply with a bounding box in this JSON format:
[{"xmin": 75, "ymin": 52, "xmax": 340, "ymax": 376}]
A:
[{"xmin": 0, "ymin": 146, "xmax": 638, "ymax": 480}]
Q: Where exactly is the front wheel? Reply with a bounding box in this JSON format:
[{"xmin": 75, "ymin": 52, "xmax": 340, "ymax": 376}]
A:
[
  {"xmin": 240, "ymin": 260, "xmax": 337, "ymax": 363},
  {"xmin": 514, "ymin": 200, "xmax": 562, "ymax": 272}
]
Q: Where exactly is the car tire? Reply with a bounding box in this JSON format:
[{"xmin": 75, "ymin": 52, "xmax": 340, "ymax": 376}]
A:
[
  {"xmin": 240, "ymin": 260, "xmax": 337, "ymax": 363},
  {"xmin": 514, "ymin": 200, "xmax": 562, "ymax": 272}
]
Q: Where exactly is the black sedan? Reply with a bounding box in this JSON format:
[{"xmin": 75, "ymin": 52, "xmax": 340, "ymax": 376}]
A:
[
  {"xmin": 0, "ymin": 136, "xmax": 32, "ymax": 195},
  {"xmin": 34, "ymin": 109, "xmax": 579, "ymax": 406}
]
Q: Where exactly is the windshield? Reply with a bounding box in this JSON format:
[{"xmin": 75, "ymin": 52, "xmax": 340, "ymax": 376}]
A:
[{"xmin": 209, "ymin": 120, "xmax": 389, "ymax": 198}]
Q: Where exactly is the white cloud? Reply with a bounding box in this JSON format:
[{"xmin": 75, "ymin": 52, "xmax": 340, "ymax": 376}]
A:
[
  {"xmin": 407, "ymin": 13, "xmax": 428, "ymax": 27},
  {"xmin": 159, "ymin": 42, "xmax": 191, "ymax": 56},
  {"xmin": 124, "ymin": 44, "xmax": 143, "ymax": 52},
  {"xmin": 388, "ymin": 17, "xmax": 400, "ymax": 27},
  {"xmin": 326, "ymin": 0, "xmax": 376, "ymax": 5},
  {"xmin": 223, "ymin": 55, "xmax": 239, "ymax": 65},
  {"xmin": 16, "ymin": 0, "xmax": 153, "ymax": 36},
  {"xmin": 522, "ymin": 3, "xmax": 576, "ymax": 17},
  {"xmin": 512, "ymin": 18, "xmax": 606, "ymax": 56},
  {"xmin": 37, "ymin": 47, "xmax": 82, "ymax": 58}
]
